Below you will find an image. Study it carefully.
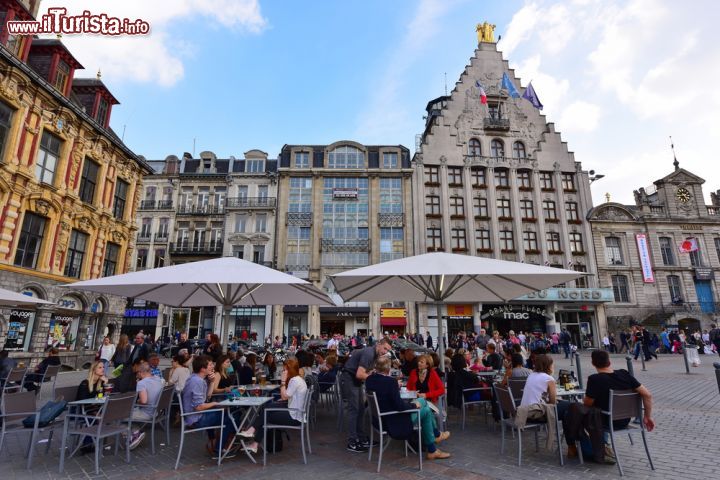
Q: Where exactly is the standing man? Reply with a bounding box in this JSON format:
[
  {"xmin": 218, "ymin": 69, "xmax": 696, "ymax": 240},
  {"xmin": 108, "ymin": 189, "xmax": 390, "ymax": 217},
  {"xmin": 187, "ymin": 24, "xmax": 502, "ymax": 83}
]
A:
[
  {"xmin": 619, "ymin": 330, "xmax": 630, "ymax": 354},
  {"xmin": 129, "ymin": 333, "xmax": 150, "ymax": 365},
  {"xmin": 340, "ymin": 337, "xmax": 392, "ymax": 452},
  {"xmin": 475, "ymin": 328, "xmax": 490, "ymax": 350},
  {"xmin": 561, "ymin": 328, "xmax": 571, "ymax": 359},
  {"xmin": 426, "ymin": 331, "xmax": 433, "ymax": 350}
]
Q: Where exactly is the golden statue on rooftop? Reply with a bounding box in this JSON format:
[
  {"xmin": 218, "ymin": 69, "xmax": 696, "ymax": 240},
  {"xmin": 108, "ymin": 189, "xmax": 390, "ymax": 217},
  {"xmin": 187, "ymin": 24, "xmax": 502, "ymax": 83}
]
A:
[{"xmin": 476, "ymin": 22, "xmax": 496, "ymax": 43}]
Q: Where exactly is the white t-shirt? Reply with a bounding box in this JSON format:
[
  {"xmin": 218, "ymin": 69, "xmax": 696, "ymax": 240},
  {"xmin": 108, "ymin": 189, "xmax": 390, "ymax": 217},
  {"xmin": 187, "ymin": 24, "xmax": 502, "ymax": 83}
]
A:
[
  {"xmin": 170, "ymin": 366, "xmax": 191, "ymax": 392},
  {"xmin": 100, "ymin": 344, "xmax": 116, "ymax": 361},
  {"xmin": 520, "ymin": 372, "xmax": 554, "ymax": 406},
  {"xmin": 286, "ymin": 375, "xmax": 308, "ymax": 422}
]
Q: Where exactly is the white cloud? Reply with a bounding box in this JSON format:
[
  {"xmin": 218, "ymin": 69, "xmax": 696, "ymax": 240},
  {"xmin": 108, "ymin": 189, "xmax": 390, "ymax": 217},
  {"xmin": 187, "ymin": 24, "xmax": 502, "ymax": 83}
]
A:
[
  {"xmin": 39, "ymin": 0, "xmax": 267, "ymax": 86},
  {"xmin": 512, "ymin": 55, "xmax": 569, "ymax": 119},
  {"xmin": 558, "ymin": 101, "xmax": 601, "ymax": 133}
]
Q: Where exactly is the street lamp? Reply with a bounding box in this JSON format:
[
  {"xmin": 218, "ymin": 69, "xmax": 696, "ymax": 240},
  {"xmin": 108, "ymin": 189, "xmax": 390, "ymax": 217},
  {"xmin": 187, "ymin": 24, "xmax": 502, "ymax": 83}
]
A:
[{"xmin": 589, "ymin": 170, "xmax": 605, "ymax": 183}]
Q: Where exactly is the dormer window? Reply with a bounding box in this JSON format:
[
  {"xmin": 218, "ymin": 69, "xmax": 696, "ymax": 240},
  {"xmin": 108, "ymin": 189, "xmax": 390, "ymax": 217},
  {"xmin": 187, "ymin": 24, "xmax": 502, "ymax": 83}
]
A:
[
  {"xmin": 54, "ymin": 60, "xmax": 70, "ymax": 94},
  {"xmin": 246, "ymin": 159, "xmax": 264, "ymax": 173},
  {"xmin": 95, "ymin": 97, "xmax": 109, "ymax": 126},
  {"xmin": 202, "ymin": 160, "xmax": 212, "ymax": 173}
]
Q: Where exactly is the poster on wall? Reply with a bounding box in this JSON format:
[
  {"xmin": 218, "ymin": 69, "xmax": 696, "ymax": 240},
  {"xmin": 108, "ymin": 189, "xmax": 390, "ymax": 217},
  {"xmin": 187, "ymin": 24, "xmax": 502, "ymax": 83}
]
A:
[
  {"xmin": 47, "ymin": 314, "xmax": 80, "ymax": 351},
  {"xmin": 635, "ymin": 234, "xmax": 655, "ymax": 283},
  {"xmin": 3, "ymin": 309, "xmax": 36, "ymax": 351}
]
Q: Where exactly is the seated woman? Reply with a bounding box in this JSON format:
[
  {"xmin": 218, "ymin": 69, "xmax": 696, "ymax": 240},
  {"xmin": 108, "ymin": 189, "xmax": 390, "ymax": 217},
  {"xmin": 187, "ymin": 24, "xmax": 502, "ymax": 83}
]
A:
[
  {"xmin": 317, "ymin": 354, "xmax": 338, "ymax": 392},
  {"xmin": 519, "ymin": 354, "xmax": 556, "ymax": 407},
  {"xmin": 169, "ymin": 354, "xmax": 191, "ymax": 392},
  {"xmin": 210, "ymin": 355, "xmax": 235, "ymax": 397},
  {"xmin": 78, "ymin": 361, "xmax": 108, "ymax": 400},
  {"xmin": 240, "ymin": 357, "xmax": 308, "ymax": 453},
  {"xmin": 262, "ymin": 353, "xmax": 277, "ymax": 379},
  {"xmin": 406, "ymin": 354, "xmax": 445, "ymax": 404},
  {"xmin": 502, "ymin": 353, "xmax": 533, "ymax": 386},
  {"xmin": 366, "ymin": 356, "xmax": 450, "ymax": 460}
]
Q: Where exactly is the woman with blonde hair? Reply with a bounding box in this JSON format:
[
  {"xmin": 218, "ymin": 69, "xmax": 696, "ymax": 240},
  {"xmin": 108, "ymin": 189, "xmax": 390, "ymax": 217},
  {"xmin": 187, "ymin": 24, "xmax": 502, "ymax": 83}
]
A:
[
  {"xmin": 406, "ymin": 354, "xmax": 445, "ymax": 404},
  {"xmin": 78, "ymin": 361, "xmax": 108, "ymax": 400}
]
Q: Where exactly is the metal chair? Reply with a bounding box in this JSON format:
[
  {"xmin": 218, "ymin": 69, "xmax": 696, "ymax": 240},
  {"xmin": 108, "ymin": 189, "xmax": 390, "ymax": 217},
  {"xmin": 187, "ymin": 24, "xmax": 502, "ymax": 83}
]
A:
[
  {"xmin": 434, "ymin": 394, "xmax": 447, "ymax": 432},
  {"xmin": 335, "ymin": 372, "xmax": 345, "ymax": 430},
  {"xmin": 174, "ymin": 390, "xmax": 225, "ymax": 469},
  {"xmin": 1, "ymin": 367, "xmax": 27, "ymax": 395},
  {"xmin": 366, "ymin": 391, "xmax": 422, "ymax": 473},
  {"xmin": 603, "ymin": 389, "xmax": 655, "ymax": 476},
  {"xmin": 0, "ymin": 391, "xmax": 44, "ymax": 469},
  {"xmin": 40, "ymin": 385, "xmax": 79, "ymax": 453},
  {"xmin": 508, "ymin": 378, "xmax": 527, "ymax": 405},
  {"xmin": 128, "ymin": 384, "xmax": 175, "ymax": 454},
  {"xmin": 263, "ymin": 385, "xmax": 314, "ymax": 465},
  {"xmin": 59, "ymin": 392, "xmax": 137, "ymax": 474},
  {"xmin": 494, "ymin": 384, "xmax": 563, "ymax": 466},
  {"xmin": 461, "ymin": 384, "xmax": 493, "ymax": 430},
  {"xmin": 162, "ymin": 368, "xmax": 172, "ymax": 383}
]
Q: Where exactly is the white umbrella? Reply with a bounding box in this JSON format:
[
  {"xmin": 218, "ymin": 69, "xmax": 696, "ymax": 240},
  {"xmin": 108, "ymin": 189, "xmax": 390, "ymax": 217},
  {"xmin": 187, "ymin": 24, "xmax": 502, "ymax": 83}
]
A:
[
  {"xmin": 0, "ymin": 287, "xmax": 54, "ymax": 307},
  {"xmin": 330, "ymin": 252, "xmax": 586, "ymax": 371},
  {"xmin": 64, "ymin": 257, "xmax": 333, "ymax": 342}
]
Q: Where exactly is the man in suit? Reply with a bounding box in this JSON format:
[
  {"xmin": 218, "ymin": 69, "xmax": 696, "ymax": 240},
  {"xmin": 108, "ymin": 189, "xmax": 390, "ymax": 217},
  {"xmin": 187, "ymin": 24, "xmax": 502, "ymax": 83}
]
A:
[
  {"xmin": 128, "ymin": 332, "xmax": 150, "ymax": 365},
  {"xmin": 426, "ymin": 331, "xmax": 433, "ymax": 350},
  {"xmin": 365, "ymin": 356, "xmax": 450, "ymax": 460}
]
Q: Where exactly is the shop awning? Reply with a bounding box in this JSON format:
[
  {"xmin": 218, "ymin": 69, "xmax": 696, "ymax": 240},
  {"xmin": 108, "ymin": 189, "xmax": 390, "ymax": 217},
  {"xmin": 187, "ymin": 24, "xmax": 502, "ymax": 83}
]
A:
[{"xmin": 381, "ymin": 318, "xmax": 407, "ymax": 327}]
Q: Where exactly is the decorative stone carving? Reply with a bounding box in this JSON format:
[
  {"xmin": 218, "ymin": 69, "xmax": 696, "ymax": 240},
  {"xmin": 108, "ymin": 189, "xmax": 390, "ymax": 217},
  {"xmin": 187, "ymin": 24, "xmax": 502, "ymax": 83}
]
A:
[
  {"xmin": 593, "ymin": 206, "xmax": 633, "ymax": 221},
  {"xmin": 111, "ymin": 231, "xmax": 126, "ymax": 243},
  {"xmin": 77, "ymin": 216, "xmax": 92, "ymax": 232},
  {"xmin": 553, "ymin": 161, "xmax": 561, "ymax": 172},
  {"xmin": 35, "ymin": 199, "xmax": 50, "ymax": 216}
]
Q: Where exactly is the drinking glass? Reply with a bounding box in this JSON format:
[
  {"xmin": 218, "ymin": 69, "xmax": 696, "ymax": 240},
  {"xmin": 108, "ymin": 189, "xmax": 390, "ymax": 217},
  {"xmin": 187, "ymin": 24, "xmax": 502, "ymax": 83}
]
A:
[
  {"xmin": 254, "ymin": 386, "xmax": 261, "ymax": 397},
  {"xmin": 239, "ymin": 385, "xmax": 247, "ymax": 396}
]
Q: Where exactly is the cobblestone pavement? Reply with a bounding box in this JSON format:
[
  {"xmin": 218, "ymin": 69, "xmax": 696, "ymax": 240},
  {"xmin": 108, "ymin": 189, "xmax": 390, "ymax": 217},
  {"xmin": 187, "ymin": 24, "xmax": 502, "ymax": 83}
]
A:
[{"xmin": 1, "ymin": 352, "xmax": 718, "ymax": 479}]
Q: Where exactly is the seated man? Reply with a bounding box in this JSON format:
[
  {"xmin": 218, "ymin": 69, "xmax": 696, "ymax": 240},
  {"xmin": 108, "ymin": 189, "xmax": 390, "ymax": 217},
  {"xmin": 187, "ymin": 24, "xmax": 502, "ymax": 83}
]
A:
[
  {"xmin": 566, "ymin": 350, "xmax": 655, "ymax": 462},
  {"xmin": 365, "ymin": 356, "xmax": 450, "ymax": 460},
  {"xmin": 182, "ymin": 355, "xmax": 233, "ymax": 457},
  {"xmin": 481, "ymin": 343, "xmax": 503, "ymax": 371},
  {"xmin": 133, "ymin": 362, "xmax": 165, "ymax": 445},
  {"xmin": 148, "ymin": 353, "xmax": 162, "ymax": 377},
  {"xmin": 24, "ymin": 348, "xmax": 61, "ymax": 393}
]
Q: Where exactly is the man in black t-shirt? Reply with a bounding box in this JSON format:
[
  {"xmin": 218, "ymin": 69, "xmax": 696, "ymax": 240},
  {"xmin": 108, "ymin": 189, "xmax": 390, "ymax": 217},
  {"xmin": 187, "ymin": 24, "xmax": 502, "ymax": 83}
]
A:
[
  {"xmin": 341, "ymin": 337, "xmax": 392, "ymax": 452},
  {"xmin": 584, "ymin": 350, "xmax": 655, "ymax": 431}
]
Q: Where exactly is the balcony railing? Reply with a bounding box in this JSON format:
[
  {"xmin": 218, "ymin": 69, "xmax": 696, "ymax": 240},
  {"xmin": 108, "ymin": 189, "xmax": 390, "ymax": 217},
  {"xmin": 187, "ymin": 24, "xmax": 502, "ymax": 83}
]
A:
[
  {"xmin": 139, "ymin": 200, "xmax": 174, "ymax": 210},
  {"xmin": 378, "ymin": 212, "xmax": 404, "ymax": 227},
  {"xmin": 649, "ymin": 206, "xmax": 665, "ymax": 215},
  {"xmin": 154, "ymin": 233, "xmax": 169, "ymax": 242},
  {"xmin": 287, "ymin": 212, "xmax": 312, "ymax": 227},
  {"xmin": 226, "ymin": 197, "xmax": 277, "ymax": 209},
  {"xmin": 483, "ymin": 117, "xmax": 510, "ymax": 130},
  {"xmin": 137, "ymin": 233, "xmax": 152, "ymax": 243},
  {"xmin": 177, "ymin": 205, "xmax": 225, "ymax": 215},
  {"xmin": 320, "ymin": 239, "xmax": 369, "ymax": 252},
  {"xmin": 708, "ymin": 207, "xmax": 720, "ymax": 216},
  {"xmin": 659, "ymin": 301, "xmax": 720, "ymax": 314},
  {"xmin": 465, "ymin": 155, "xmax": 532, "ymax": 166},
  {"xmin": 169, "ymin": 242, "xmax": 224, "ymax": 255}
]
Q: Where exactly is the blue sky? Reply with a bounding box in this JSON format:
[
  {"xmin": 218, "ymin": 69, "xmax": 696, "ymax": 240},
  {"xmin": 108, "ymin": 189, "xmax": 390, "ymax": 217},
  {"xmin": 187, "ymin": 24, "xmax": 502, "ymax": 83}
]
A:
[{"xmin": 44, "ymin": 0, "xmax": 720, "ymax": 205}]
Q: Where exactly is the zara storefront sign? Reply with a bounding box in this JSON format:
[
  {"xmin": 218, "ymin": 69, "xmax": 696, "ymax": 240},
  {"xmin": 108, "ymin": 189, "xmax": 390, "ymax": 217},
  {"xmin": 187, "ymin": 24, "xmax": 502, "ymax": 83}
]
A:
[{"xmin": 515, "ymin": 287, "xmax": 614, "ymax": 302}]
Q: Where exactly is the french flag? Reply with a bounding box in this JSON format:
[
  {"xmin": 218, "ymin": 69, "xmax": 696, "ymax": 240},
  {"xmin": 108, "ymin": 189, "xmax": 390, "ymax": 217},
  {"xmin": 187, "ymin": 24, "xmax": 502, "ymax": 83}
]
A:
[{"xmin": 475, "ymin": 80, "xmax": 487, "ymax": 105}]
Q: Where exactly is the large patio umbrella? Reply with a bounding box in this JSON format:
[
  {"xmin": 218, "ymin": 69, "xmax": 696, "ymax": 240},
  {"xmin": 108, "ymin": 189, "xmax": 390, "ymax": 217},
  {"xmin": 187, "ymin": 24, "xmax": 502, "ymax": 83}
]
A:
[
  {"xmin": 0, "ymin": 286, "xmax": 54, "ymax": 307},
  {"xmin": 64, "ymin": 257, "xmax": 333, "ymax": 343},
  {"xmin": 330, "ymin": 252, "xmax": 586, "ymax": 373}
]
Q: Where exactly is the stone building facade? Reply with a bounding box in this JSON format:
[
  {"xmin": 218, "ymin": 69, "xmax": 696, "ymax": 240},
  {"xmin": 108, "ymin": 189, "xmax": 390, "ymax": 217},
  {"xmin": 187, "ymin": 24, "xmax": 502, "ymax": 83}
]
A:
[
  {"xmin": 131, "ymin": 150, "xmax": 277, "ymax": 340},
  {"xmin": 588, "ymin": 165, "xmax": 720, "ymax": 333},
  {"xmin": 274, "ymin": 141, "xmax": 415, "ymax": 338},
  {"xmin": 0, "ymin": 0, "xmax": 150, "ymax": 367},
  {"xmin": 411, "ymin": 33, "xmax": 611, "ymax": 347}
]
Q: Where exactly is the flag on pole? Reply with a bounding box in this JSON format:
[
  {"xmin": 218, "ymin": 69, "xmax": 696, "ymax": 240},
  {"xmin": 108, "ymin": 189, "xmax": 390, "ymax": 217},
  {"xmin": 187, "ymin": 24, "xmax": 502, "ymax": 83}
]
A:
[
  {"xmin": 522, "ymin": 81, "xmax": 543, "ymax": 110},
  {"xmin": 678, "ymin": 238, "xmax": 699, "ymax": 253},
  {"xmin": 502, "ymin": 72, "xmax": 520, "ymax": 98},
  {"xmin": 475, "ymin": 80, "xmax": 487, "ymax": 104}
]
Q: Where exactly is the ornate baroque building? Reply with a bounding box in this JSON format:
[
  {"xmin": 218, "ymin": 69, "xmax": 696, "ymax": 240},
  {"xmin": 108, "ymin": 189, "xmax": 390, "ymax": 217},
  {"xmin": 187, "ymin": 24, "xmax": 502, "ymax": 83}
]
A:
[
  {"xmin": 131, "ymin": 150, "xmax": 277, "ymax": 340},
  {"xmin": 0, "ymin": 0, "xmax": 150, "ymax": 367},
  {"xmin": 588, "ymin": 163, "xmax": 720, "ymax": 333},
  {"xmin": 274, "ymin": 141, "xmax": 415, "ymax": 339},
  {"xmin": 411, "ymin": 27, "xmax": 612, "ymax": 347}
]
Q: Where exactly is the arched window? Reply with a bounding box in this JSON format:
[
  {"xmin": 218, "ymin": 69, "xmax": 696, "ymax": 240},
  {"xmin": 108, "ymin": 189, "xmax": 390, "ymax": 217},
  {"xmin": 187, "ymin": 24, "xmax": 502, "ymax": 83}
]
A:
[
  {"xmin": 512, "ymin": 141, "xmax": 526, "ymax": 159},
  {"xmin": 491, "ymin": 139, "xmax": 505, "ymax": 158},
  {"xmin": 328, "ymin": 145, "xmax": 365, "ymax": 169},
  {"xmin": 468, "ymin": 138, "xmax": 481, "ymax": 157}
]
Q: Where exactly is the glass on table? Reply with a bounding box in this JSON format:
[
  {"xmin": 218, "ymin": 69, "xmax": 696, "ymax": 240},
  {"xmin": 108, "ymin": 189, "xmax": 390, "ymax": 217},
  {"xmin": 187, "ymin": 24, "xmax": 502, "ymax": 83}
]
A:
[{"xmin": 239, "ymin": 385, "xmax": 247, "ymax": 396}]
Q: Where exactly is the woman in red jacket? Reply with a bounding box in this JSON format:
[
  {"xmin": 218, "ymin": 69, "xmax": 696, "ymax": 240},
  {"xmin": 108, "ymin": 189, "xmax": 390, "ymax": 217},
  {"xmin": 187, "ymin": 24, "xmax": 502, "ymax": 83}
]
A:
[{"xmin": 407, "ymin": 354, "xmax": 445, "ymax": 404}]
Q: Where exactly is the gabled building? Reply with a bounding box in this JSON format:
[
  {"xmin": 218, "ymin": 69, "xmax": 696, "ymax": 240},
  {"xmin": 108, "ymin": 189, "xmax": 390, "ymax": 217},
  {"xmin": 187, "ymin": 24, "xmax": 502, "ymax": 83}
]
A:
[
  {"xmin": 588, "ymin": 162, "xmax": 720, "ymax": 333},
  {"xmin": 0, "ymin": 0, "xmax": 151, "ymax": 367},
  {"xmin": 411, "ymin": 25, "xmax": 610, "ymax": 347}
]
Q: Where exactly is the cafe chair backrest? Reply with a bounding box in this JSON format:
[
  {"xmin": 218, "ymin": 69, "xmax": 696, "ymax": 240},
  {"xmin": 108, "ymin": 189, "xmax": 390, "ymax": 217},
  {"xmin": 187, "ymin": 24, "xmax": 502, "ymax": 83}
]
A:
[
  {"xmin": 494, "ymin": 385, "xmax": 517, "ymax": 419},
  {"xmin": 100, "ymin": 392, "xmax": 136, "ymax": 424},
  {"xmin": 2, "ymin": 391, "xmax": 36, "ymax": 422},
  {"xmin": 508, "ymin": 378, "xmax": 526, "ymax": 400},
  {"xmin": 54, "ymin": 385, "xmax": 78, "ymax": 403},
  {"xmin": 5, "ymin": 367, "xmax": 27, "ymax": 383},
  {"xmin": 157, "ymin": 384, "xmax": 176, "ymax": 413},
  {"xmin": 608, "ymin": 389, "xmax": 641, "ymax": 422}
]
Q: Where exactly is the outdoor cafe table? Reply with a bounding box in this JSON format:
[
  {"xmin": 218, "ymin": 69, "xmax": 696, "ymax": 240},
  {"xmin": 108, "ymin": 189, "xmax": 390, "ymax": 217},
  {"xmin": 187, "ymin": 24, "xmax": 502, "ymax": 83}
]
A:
[
  {"xmin": 400, "ymin": 389, "xmax": 418, "ymax": 400},
  {"xmin": 59, "ymin": 397, "xmax": 108, "ymax": 457},
  {"xmin": 216, "ymin": 396, "xmax": 272, "ymax": 464},
  {"xmin": 237, "ymin": 384, "xmax": 279, "ymax": 396},
  {"xmin": 556, "ymin": 388, "xmax": 585, "ymax": 401}
]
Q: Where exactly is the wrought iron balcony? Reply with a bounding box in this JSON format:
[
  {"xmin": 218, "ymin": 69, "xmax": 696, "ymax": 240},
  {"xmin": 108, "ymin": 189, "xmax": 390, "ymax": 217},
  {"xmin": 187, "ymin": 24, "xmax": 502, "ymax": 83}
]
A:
[
  {"xmin": 287, "ymin": 212, "xmax": 312, "ymax": 227},
  {"xmin": 139, "ymin": 200, "xmax": 174, "ymax": 210},
  {"xmin": 483, "ymin": 117, "xmax": 510, "ymax": 130},
  {"xmin": 320, "ymin": 239, "xmax": 369, "ymax": 252},
  {"xmin": 137, "ymin": 233, "xmax": 152, "ymax": 243},
  {"xmin": 169, "ymin": 242, "xmax": 224, "ymax": 255},
  {"xmin": 177, "ymin": 205, "xmax": 225, "ymax": 216},
  {"xmin": 226, "ymin": 197, "xmax": 277, "ymax": 209},
  {"xmin": 154, "ymin": 233, "xmax": 169, "ymax": 242},
  {"xmin": 378, "ymin": 213, "xmax": 404, "ymax": 227}
]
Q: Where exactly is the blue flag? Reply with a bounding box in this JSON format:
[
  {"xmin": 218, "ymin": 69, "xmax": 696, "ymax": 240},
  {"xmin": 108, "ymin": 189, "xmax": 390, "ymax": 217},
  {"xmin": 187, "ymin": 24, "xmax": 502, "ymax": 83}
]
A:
[
  {"xmin": 522, "ymin": 81, "xmax": 543, "ymax": 110},
  {"xmin": 501, "ymin": 72, "xmax": 520, "ymax": 98}
]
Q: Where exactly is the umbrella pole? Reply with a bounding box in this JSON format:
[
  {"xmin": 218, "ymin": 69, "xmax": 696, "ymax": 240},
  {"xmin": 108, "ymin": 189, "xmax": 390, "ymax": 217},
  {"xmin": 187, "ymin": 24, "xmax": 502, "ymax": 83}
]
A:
[
  {"xmin": 221, "ymin": 306, "xmax": 232, "ymax": 352},
  {"xmin": 436, "ymin": 302, "xmax": 445, "ymax": 373}
]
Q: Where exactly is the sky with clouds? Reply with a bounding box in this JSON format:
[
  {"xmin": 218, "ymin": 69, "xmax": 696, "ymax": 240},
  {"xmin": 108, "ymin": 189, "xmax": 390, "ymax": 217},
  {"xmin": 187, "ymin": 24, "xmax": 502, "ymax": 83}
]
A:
[{"xmin": 42, "ymin": 0, "xmax": 720, "ymax": 205}]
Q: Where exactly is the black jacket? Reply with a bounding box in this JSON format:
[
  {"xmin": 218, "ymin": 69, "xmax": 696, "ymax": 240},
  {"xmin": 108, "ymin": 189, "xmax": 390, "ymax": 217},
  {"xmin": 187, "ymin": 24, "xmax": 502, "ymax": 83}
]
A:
[
  {"xmin": 365, "ymin": 373, "xmax": 416, "ymax": 440},
  {"xmin": 562, "ymin": 403, "xmax": 605, "ymax": 463}
]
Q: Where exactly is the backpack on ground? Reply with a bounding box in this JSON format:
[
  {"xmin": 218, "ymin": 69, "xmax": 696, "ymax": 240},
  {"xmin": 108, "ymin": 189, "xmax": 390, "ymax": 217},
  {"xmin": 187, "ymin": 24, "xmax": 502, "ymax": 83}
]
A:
[{"xmin": 23, "ymin": 399, "xmax": 67, "ymax": 428}]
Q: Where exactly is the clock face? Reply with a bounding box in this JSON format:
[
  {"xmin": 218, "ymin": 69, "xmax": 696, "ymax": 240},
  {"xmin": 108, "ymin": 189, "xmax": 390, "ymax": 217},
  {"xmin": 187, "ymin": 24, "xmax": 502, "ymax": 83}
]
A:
[{"xmin": 676, "ymin": 187, "xmax": 692, "ymax": 203}]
